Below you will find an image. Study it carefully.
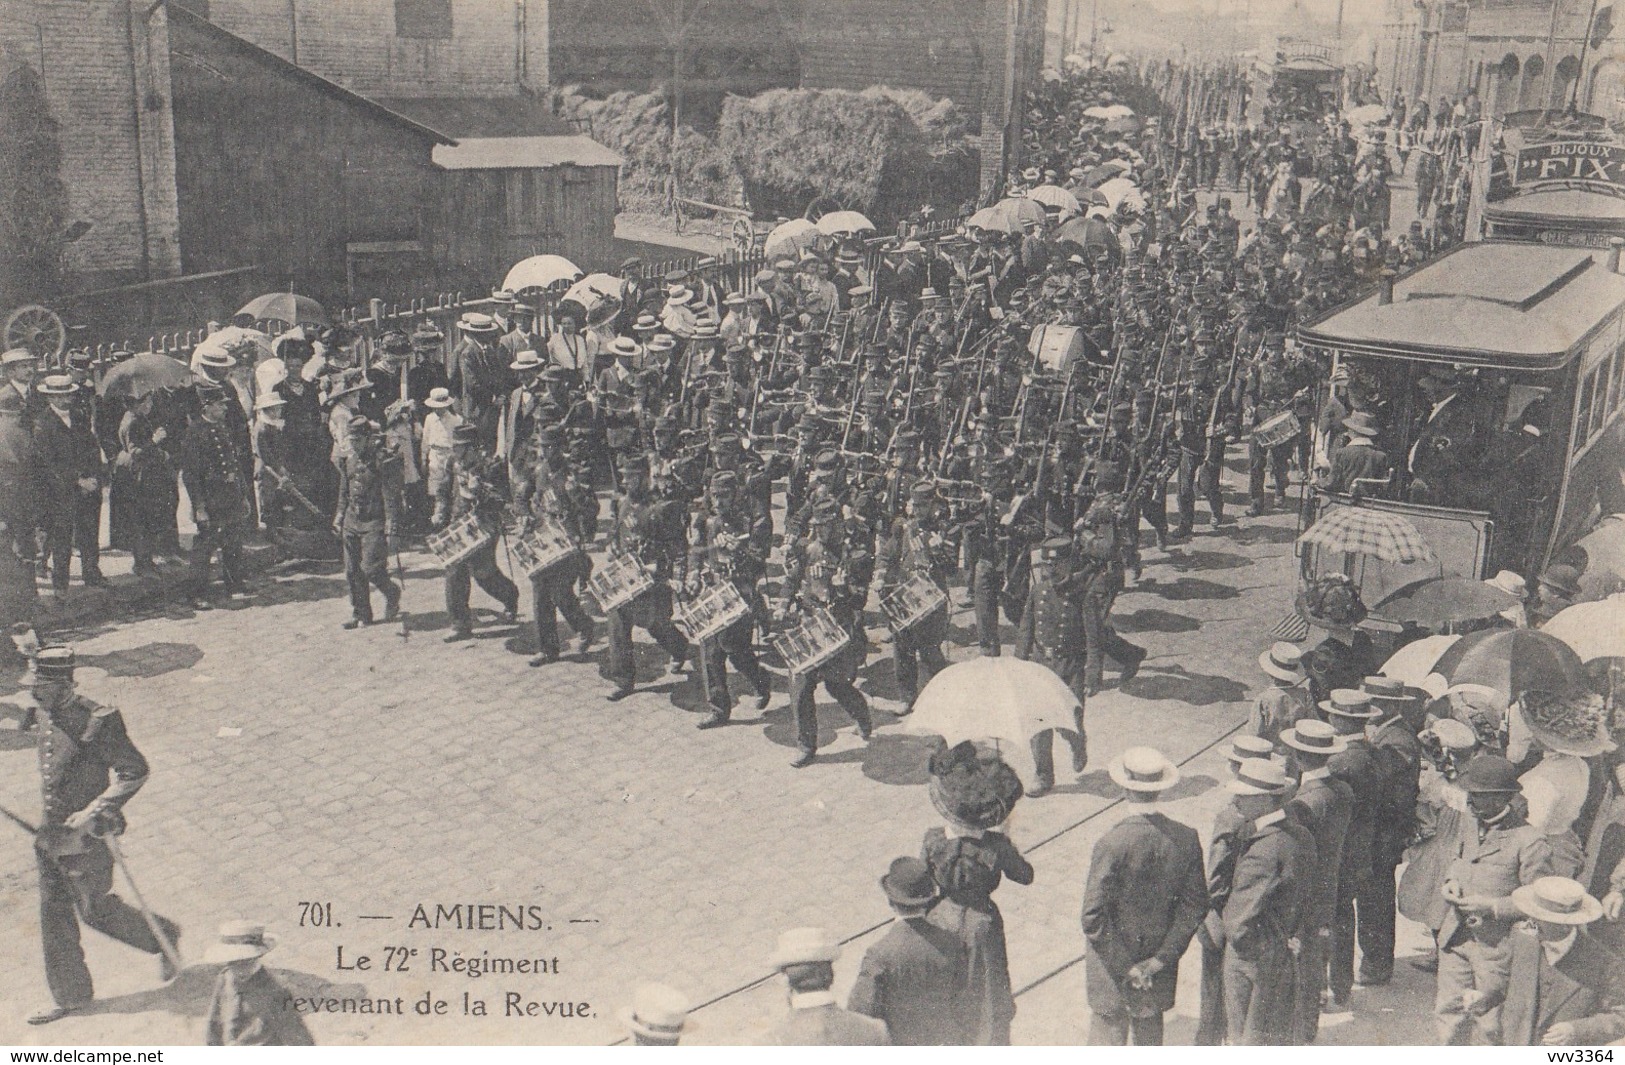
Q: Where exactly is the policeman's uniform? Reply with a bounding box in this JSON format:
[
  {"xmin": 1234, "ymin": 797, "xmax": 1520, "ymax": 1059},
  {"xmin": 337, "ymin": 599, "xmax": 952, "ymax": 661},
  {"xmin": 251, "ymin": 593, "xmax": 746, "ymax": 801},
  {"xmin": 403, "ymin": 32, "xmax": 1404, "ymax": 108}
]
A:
[
  {"xmin": 29, "ymin": 647, "xmax": 178, "ymax": 1020},
  {"xmin": 1015, "ymin": 536, "xmax": 1089, "ymax": 793}
]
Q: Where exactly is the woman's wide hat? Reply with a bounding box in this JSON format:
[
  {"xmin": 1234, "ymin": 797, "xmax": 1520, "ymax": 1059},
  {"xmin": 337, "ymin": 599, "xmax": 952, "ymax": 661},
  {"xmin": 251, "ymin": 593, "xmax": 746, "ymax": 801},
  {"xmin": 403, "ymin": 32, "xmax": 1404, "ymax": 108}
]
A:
[{"xmin": 926, "ymin": 740, "xmax": 1023, "ymax": 830}]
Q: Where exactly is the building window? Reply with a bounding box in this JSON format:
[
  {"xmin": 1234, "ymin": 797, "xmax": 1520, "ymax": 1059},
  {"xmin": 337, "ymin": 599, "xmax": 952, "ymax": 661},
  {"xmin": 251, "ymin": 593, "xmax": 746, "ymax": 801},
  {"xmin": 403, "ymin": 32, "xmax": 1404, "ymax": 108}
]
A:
[{"xmin": 396, "ymin": 0, "xmax": 452, "ymax": 39}]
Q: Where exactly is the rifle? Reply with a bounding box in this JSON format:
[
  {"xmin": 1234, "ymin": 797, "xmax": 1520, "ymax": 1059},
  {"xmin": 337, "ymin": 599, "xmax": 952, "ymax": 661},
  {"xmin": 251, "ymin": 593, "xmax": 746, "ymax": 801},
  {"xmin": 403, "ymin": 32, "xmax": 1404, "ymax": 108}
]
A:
[{"xmin": 261, "ymin": 464, "xmax": 330, "ymax": 523}]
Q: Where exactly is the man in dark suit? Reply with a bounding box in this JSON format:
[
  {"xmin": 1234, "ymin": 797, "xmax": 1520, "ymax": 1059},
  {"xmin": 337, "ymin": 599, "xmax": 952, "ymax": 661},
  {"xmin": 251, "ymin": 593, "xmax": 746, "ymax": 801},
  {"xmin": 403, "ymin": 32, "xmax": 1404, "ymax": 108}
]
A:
[
  {"xmin": 848, "ymin": 858, "xmax": 968, "ymax": 1044},
  {"xmin": 1282, "ymin": 720, "xmax": 1354, "ymax": 1043},
  {"xmin": 30, "ymin": 375, "xmax": 106, "ymax": 592},
  {"xmin": 1491, "ymin": 877, "xmax": 1625, "ymax": 1046},
  {"xmin": 1222, "ymin": 758, "xmax": 1317, "ymax": 1046},
  {"xmin": 1196, "ymin": 779, "xmax": 1252, "ymax": 1045},
  {"xmin": 1082, "ymin": 747, "xmax": 1206, "ymax": 1045},
  {"xmin": 1322, "ymin": 689, "xmax": 1383, "ymax": 1010},
  {"xmin": 1408, "ymin": 366, "xmax": 1482, "ymax": 503},
  {"xmin": 1360, "ymin": 676, "xmax": 1426, "ymax": 987},
  {"xmin": 1319, "ymin": 411, "xmax": 1392, "ymax": 496},
  {"xmin": 765, "ymin": 927, "xmax": 888, "ymax": 1045}
]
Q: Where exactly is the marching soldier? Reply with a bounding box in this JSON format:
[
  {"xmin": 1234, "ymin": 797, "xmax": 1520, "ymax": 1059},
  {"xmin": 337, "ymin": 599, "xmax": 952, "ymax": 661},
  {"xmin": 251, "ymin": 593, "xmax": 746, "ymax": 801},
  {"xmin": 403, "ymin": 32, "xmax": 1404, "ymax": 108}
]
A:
[
  {"xmin": 516, "ymin": 429, "xmax": 596, "ymax": 667},
  {"xmin": 1074, "ymin": 468, "xmax": 1147, "ymax": 694},
  {"xmin": 24, "ymin": 646, "xmax": 181, "ymax": 1026},
  {"xmin": 688, "ymin": 469, "xmax": 773, "ymax": 728},
  {"xmin": 603, "ymin": 454, "xmax": 691, "ymax": 701},
  {"xmin": 1015, "ymin": 534, "xmax": 1089, "ymax": 796},
  {"xmin": 333, "ymin": 418, "xmax": 403, "ymax": 629},
  {"xmin": 778, "ymin": 496, "xmax": 875, "ymax": 768},
  {"xmin": 878, "ymin": 481, "xmax": 953, "ymax": 712},
  {"xmin": 433, "ymin": 424, "xmax": 520, "ymax": 642}
]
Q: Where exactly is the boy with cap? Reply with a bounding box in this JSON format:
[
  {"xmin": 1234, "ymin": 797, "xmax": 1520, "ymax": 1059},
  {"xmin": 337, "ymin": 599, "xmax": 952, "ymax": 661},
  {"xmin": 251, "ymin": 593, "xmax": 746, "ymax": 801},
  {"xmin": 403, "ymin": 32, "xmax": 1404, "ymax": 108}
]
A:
[
  {"xmin": 203, "ymin": 921, "xmax": 313, "ymax": 1045},
  {"xmin": 765, "ymin": 927, "xmax": 888, "ymax": 1045},
  {"xmin": 1492, "ymin": 877, "xmax": 1625, "ymax": 1046},
  {"xmin": 1081, "ymin": 748, "xmax": 1206, "ymax": 1045},
  {"xmin": 1282, "ymin": 719, "xmax": 1353, "ymax": 1041},
  {"xmin": 24, "ymin": 646, "xmax": 181, "ymax": 1025},
  {"xmin": 1435, "ymin": 754, "xmax": 1555, "ymax": 1045},
  {"xmin": 180, "ymin": 384, "xmax": 253, "ymax": 609},
  {"xmin": 848, "ymin": 858, "xmax": 968, "ymax": 1045},
  {"xmin": 1220, "ymin": 758, "xmax": 1317, "ymax": 1045}
]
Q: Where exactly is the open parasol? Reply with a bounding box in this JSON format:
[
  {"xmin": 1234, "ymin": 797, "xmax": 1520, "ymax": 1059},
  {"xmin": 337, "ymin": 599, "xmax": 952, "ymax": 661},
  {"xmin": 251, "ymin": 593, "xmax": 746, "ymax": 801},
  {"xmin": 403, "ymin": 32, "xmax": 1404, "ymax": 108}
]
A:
[
  {"xmin": 1541, "ymin": 594, "xmax": 1625, "ymax": 662},
  {"xmin": 1574, "ymin": 515, "xmax": 1625, "ymax": 597},
  {"xmin": 1026, "ymin": 185, "xmax": 1082, "ymax": 218},
  {"xmin": 559, "ymin": 273, "xmax": 624, "ymax": 328},
  {"xmin": 1380, "ymin": 634, "xmax": 1460, "ymax": 690},
  {"xmin": 1372, "ymin": 577, "xmax": 1517, "ymax": 628},
  {"xmin": 502, "ymin": 254, "xmax": 582, "ymax": 293},
  {"xmin": 814, "ymin": 210, "xmax": 875, "ymax": 236},
  {"xmin": 1095, "ymin": 176, "xmax": 1147, "ymax": 212},
  {"xmin": 1430, "ymin": 628, "xmax": 1588, "ymax": 700},
  {"xmin": 1298, "ymin": 507, "xmax": 1434, "ymax": 565},
  {"xmin": 764, "ymin": 218, "xmax": 820, "ymax": 261},
  {"xmin": 994, "ymin": 196, "xmax": 1048, "ymax": 229},
  {"xmin": 237, "ymin": 292, "xmax": 329, "ymax": 328},
  {"xmin": 96, "ymin": 352, "xmax": 194, "ymax": 400},
  {"xmin": 1082, "ymin": 104, "xmax": 1135, "ymax": 120},
  {"xmin": 907, "ymin": 656, "xmax": 1081, "ymax": 750},
  {"xmin": 967, "ymin": 206, "xmax": 1021, "ymax": 235}
]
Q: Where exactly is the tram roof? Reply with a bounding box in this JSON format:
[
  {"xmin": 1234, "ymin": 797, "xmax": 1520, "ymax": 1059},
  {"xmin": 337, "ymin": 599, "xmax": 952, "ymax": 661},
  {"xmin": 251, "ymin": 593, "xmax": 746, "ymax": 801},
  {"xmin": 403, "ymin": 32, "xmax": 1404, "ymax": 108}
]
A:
[
  {"xmin": 1298, "ymin": 242, "xmax": 1625, "ymax": 369},
  {"xmin": 1484, "ymin": 188, "xmax": 1625, "ymax": 227}
]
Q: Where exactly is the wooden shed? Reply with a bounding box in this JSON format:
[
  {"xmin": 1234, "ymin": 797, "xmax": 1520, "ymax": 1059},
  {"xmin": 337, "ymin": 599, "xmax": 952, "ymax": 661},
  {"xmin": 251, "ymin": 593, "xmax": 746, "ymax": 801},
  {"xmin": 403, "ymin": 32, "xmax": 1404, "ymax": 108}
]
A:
[
  {"xmin": 431, "ymin": 135, "xmax": 623, "ymax": 290},
  {"xmin": 166, "ymin": 6, "xmax": 452, "ymax": 308}
]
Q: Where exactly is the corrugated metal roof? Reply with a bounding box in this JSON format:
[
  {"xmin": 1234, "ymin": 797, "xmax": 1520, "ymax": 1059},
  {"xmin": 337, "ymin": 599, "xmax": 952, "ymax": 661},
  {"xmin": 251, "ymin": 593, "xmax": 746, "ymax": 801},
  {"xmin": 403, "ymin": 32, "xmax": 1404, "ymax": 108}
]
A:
[
  {"xmin": 1299, "ymin": 242, "xmax": 1625, "ymax": 368},
  {"xmin": 432, "ymin": 135, "xmax": 625, "ymax": 171}
]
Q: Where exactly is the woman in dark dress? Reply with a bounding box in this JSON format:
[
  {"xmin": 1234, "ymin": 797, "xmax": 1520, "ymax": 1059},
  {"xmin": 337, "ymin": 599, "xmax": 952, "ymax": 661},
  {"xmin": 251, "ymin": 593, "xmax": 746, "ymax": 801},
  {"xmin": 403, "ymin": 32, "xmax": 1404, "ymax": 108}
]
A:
[
  {"xmin": 1297, "ymin": 574, "xmax": 1376, "ymax": 704},
  {"xmin": 920, "ymin": 741, "xmax": 1033, "ymax": 1045}
]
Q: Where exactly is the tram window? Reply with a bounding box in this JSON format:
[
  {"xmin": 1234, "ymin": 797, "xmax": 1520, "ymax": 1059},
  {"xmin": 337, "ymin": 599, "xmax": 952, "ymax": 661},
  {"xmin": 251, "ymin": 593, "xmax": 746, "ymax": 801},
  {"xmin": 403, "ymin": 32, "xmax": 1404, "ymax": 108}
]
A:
[
  {"xmin": 1578, "ymin": 369, "xmax": 1600, "ymax": 444},
  {"xmin": 1613, "ymin": 346, "xmax": 1625, "ymax": 412}
]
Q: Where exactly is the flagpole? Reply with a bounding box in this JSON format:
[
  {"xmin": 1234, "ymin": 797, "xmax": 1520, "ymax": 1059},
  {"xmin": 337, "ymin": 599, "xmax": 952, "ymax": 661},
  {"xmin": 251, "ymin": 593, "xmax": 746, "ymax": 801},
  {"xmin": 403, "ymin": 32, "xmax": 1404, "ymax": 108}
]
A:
[{"xmin": 1572, "ymin": 0, "xmax": 1605, "ymax": 112}]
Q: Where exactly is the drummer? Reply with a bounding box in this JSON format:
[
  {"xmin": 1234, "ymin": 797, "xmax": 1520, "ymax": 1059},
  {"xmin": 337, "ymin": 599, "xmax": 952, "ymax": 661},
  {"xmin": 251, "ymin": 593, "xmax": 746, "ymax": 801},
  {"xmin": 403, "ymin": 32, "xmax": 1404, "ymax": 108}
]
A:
[
  {"xmin": 878, "ymin": 480, "xmax": 954, "ymax": 714},
  {"xmin": 687, "ymin": 469, "xmax": 774, "ymax": 729}
]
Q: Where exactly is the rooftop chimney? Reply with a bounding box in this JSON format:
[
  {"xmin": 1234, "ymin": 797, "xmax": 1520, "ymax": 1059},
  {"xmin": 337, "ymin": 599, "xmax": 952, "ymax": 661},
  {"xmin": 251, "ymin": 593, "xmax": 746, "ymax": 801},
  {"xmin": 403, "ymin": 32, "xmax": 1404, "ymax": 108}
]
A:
[{"xmin": 1378, "ymin": 269, "xmax": 1396, "ymax": 306}]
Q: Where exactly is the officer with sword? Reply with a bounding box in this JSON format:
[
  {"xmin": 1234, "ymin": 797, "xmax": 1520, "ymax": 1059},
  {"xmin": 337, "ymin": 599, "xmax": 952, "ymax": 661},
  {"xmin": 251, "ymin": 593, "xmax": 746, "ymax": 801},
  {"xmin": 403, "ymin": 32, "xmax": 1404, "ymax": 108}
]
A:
[{"xmin": 7, "ymin": 646, "xmax": 182, "ymax": 1025}]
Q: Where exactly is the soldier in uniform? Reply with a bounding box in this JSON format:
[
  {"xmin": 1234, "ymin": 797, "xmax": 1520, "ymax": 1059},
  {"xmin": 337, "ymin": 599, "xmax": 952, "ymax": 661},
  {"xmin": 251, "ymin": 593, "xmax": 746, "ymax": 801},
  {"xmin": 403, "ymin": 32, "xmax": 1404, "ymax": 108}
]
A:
[
  {"xmin": 603, "ymin": 454, "xmax": 691, "ymax": 701},
  {"xmin": 24, "ymin": 646, "xmax": 180, "ymax": 1025},
  {"xmin": 778, "ymin": 497, "xmax": 874, "ymax": 768},
  {"xmin": 1074, "ymin": 467, "xmax": 1147, "ymax": 694},
  {"xmin": 519, "ymin": 425, "xmax": 596, "ymax": 666},
  {"xmin": 688, "ymin": 469, "xmax": 773, "ymax": 728},
  {"xmin": 432, "ymin": 424, "xmax": 520, "ymax": 642},
  {"xmin": 332, "ymin": 418, "xmax": 403, "ymax": 630},
  {"xmin": 878, "ymin": 481, "xmax": 953, "ymax": 713},
  {"xmin": 180, "ymin": 384, "xmax": 253, "ymax": 610},
  {"xmin": 1015, "ymin": 535, "xmax": 1089, "ymax": 796}
]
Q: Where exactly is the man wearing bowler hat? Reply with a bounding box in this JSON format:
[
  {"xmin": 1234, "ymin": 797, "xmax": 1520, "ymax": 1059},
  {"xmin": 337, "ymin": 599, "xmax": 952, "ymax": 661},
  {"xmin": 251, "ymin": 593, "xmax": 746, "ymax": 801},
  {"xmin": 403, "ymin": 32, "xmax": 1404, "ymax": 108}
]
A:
[
  {"xmin": 31, "ymin": 374, "xmax": 107, "ymax": 592},
  {"xmin": 1081, "ymin": 747, "xmax": 1206, "ymax": 1045},
  {"xmin": 1360, "ymin": 675, "xmax": 1427, "ymax": 987},
  {"xmin": 766, "ymin": 927, "xmax": 888, "ymax": 1044},
  {"xmin": 1220, "ymin": 758, "xmax": 1317, "ymax": 1045},
  {"xmin": 1494, "ymin": 877, "xmax": 1625, "ymax": 1046},
  {"xmin": 1321, "ymin": 688, "xmax": 1383, "ymax": 1009},
  {"xmin": 24, "ymin": 646, "xmax": 180, "ymax": 1025},
  {"xmin": 1282, "ymin": 719, "xmax": 1353, "ymax": 1042},
  {"xmin": 1435, "ymin": 754, "xmax": 1555, "ymax": 1045},
  {"xmin": 847, "ymin": 858, "xmax": 968, "ymax": 1044}
]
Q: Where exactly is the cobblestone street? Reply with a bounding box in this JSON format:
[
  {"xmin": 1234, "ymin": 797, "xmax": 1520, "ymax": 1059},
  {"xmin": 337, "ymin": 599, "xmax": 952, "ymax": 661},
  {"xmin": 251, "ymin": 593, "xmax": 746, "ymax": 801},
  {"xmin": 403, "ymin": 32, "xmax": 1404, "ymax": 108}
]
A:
[{"xmin": 0, "ymin": 459, "xmax": 1435, "ymax": 1045}]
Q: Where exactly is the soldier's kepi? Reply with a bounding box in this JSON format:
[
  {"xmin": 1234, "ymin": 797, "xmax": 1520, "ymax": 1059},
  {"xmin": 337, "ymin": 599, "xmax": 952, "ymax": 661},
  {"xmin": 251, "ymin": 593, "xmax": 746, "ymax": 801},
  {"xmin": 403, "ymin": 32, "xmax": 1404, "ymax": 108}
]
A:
[{"xmin": 22, "ymin": 646, "xmax": 182, "ymax": 1026}]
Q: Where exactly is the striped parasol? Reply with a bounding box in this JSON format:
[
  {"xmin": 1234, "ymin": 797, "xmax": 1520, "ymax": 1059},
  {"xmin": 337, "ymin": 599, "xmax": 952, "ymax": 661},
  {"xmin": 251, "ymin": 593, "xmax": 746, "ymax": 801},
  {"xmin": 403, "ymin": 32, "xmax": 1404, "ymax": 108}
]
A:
[{"xmin": 1298, "ymin": 507, "xmax": 1435, "ymax": 565}]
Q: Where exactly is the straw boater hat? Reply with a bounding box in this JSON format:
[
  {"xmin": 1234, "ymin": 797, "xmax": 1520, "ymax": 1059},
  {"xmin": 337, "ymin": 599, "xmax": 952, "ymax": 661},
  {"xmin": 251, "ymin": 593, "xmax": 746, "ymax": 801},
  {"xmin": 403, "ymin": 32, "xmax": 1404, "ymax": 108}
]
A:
[
  {"xmin": 1281, "ymin": 718, "xmax": 1349, "ymax": 757},
  {"xmin": 253, "ymin": 392, "xmax": 285, "ymax": 412},
  {"xmin": 617, "ymin": 984, "xmax": 690, "ymax": 1044},
  {"xmin": 1362, "ymin": 675, "xmax": 1428, "ymax": 715},
  {"xmin": 1342, "ymin": 411, "xmax": 1380, "ymax": 437},
  {"xmin": 509, "ymin": 349, "xmax": 544, "ymax": 373},
  {"xmin": 926, "ymin": 740, "xmax": 1024, "ymax": 830},
  {"xmin": 665, "ymin": 285, "xmax": 692, "ymax": 307},
  {"xmin": 1511, "ymin": 877, "xmax": 1605, "ymax": 925},
  {"xmin": 1258, "ymin": 641, "xmax": 1304, "ymax": 682},
  {"xmin": 632, "ymin": 313, "xmax": 660, "ymax": 333},
  {"xmin": 646, "ymin": 333, "xmax": 677, "ymax": 354},
  {"xmin": 1486, "ymin": 570, "xmax": 1528, "ymax": 598},
  {"xmin": 325, "ymin": 368, "xmax": 371, "ymax": 402},
  {"xmin": 609, "ymin": 337, "xmax": 641, "ymax": 360},
  {"xmin": 203, "ymin": 920, "xmax": 276, "ymax": 964},
  {"xmin": 1320, "ymin": 689, "xmax": 1382, "ymax": 722},
  {"xmin": 2, "ymin": 347, "xmax": 34, "ymax": 367},
  {"xmin": 1515, "ymin": 686, "xmax": 1617, "ymax": 758},
  {"xmin": 1228, "ymin": 758, "xmax": 1293, "ymax": 796},
  {"xmin": 424, "ymin": 387, "xmax": 454, "ymax": 410},
  {"xmin": 1427, "ymin": 717, "xmax": 1479, "ymax": 754},
  {"xmin": 195, "ymin": 347, "xmax": 235, "ymax": 369},
  {"xmin": 1108, "ymin": 746, "xmax": 1181, "ymax": 793},
  {"xmin": 770, "ymin": 927, "xmax": 840, "ymax": 969},
  {"xmin": 457, "ymin": 312, "xmax": 500, "ymax": 336},
  {"xmin": 1227, "ymin": 734, "xmax": 1277, "ymax": 765},
  {"xmin": 36, "ymin": 374, "xmax": 78, "ymax": 395},
  {"xmin": 488, "ymin": 289, "xmax": 517, "ymax": 307}
]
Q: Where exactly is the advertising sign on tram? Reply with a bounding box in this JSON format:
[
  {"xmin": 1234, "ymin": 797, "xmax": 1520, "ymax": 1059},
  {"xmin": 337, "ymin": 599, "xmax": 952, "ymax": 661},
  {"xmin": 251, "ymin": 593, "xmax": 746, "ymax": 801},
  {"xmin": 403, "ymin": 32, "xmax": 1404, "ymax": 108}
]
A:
[{"xmin": 1512, "ymin": 140, "xmax": 1625, "ymax": 194}]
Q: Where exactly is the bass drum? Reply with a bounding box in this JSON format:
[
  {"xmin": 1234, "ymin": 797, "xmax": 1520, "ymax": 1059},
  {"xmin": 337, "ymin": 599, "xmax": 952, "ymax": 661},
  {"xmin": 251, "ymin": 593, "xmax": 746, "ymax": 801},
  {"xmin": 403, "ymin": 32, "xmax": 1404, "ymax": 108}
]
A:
[{"xmin": 1028, "ymin": 324, "xmax": 1084, "ymax": 373}]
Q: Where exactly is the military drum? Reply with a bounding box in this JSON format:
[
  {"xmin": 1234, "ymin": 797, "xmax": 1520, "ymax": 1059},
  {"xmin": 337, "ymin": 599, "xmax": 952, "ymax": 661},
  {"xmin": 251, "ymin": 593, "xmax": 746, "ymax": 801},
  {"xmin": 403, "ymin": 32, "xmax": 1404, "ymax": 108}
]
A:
[{"xmin": 426, "ymin": 513, "xmax": 490, "ymax": 567}]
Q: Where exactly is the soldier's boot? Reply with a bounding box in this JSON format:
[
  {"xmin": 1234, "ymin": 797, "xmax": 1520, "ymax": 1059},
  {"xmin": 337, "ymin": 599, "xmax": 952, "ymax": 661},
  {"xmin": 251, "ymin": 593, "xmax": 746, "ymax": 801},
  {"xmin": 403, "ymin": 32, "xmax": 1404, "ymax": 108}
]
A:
[
  {"xmin": 157, "ymin": 921, "xmax": 181, "ymax": 983},
  {"xmin": 790, "ymin": 747, "xmax": 816, "ymax": 768},
  {"xmin": 383, "ymin": 588, "xmax": 401, "ymax": 622},
  {"xmin": 575, "ymin": 623, "xmax": 598, "ymax": 655}
]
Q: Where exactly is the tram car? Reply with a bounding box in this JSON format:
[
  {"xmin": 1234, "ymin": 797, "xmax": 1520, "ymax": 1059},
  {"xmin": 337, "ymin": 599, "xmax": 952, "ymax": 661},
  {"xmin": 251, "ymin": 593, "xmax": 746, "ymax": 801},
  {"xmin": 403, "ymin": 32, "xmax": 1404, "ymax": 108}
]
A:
[
  {"xmin": 1296, "ymin": 241, "xmax": 1625, "ymax": 599},
  {"xmin": 1483, "ymin": 110, "xmax": 1625, "ymax": 248},
  {"xmin": 1265, "ymin": 37, "xmax": 1343, "ymax": 125}
]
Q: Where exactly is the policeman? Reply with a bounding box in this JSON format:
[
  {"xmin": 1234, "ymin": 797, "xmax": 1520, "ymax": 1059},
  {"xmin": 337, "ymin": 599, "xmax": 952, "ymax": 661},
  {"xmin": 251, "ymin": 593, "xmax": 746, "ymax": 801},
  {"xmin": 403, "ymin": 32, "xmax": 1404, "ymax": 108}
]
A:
[
  {"xmin": 433, "ymin": 424, "xmax": 520, "ymax": 642},
  {"xmin": 1016, "ymin": 534, "xmax": 1089, "ymax": 796},
  {"xmin": 688, "ymin": 469, "xmax": 773, "ymax": 728},
  {"xmin": 779, "ymin": 496, "xmax": 874, "ymax": 768},
  {"xmin": 1074, "ymin": 465, "xmax": 1147, "ymax": 694},
  {"xmin": 25, "ymin": 646, "xmax": 180, "ymax": 1025},
  {"xmin": 878, "ymin": 480, "xmax": 953, "ymax": 712},
  {"xmin": 604, "ymin": 454, "xmax": 691, "ymax": 701}
]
